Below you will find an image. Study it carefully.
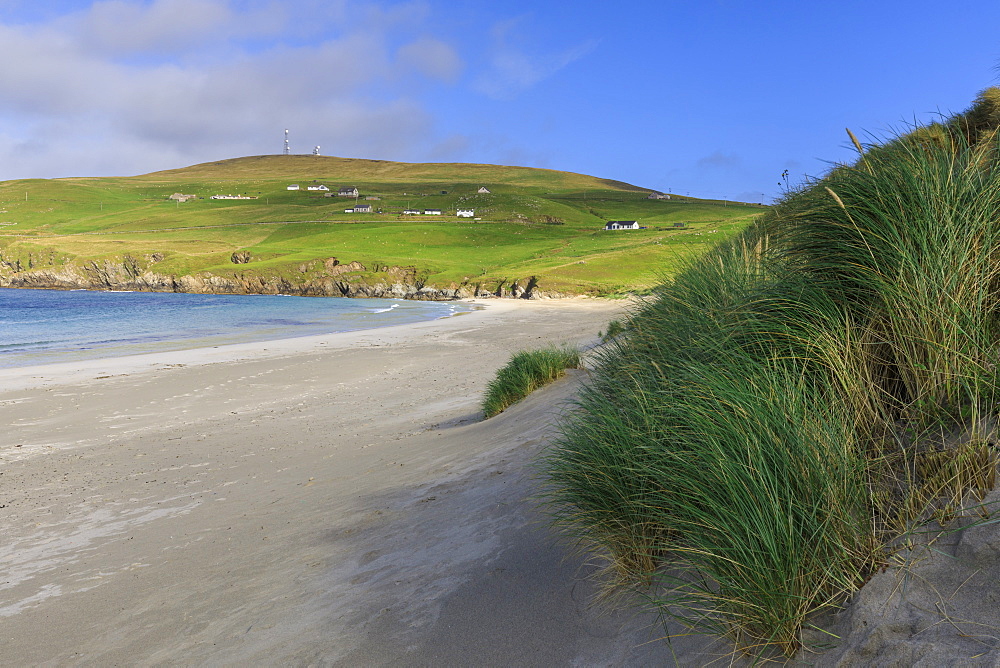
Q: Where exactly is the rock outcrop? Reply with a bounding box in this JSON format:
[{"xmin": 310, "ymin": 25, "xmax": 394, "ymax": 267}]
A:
[{"xmin": 0, "ymin": 254, "xmax": 559, "ymax": 300}]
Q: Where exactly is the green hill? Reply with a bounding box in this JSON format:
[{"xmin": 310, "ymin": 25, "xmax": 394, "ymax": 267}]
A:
[{"xmin": 0, "ymin": 155, "xmax": 762, "ymax": 297}]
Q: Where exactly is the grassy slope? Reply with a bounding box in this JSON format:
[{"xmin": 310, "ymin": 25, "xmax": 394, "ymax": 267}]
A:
[
  {"xmin": 0, "ymin": 155, "xmax": 760, "ymax": 295},
  {"xmin": 541, "ymin": 88, "xmax": 1000, "ymax": 657}
]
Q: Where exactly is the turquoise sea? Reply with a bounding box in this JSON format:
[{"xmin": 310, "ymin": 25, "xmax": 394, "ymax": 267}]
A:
[{"xmin": 0, "ymin": 288, "xmax": 471, "ymax": 369}]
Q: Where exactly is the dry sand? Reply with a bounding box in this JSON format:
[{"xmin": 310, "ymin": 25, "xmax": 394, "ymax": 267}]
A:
[
  {"xmin": 4, "ymin": 296, "xmax": 998, "ymax": 667},
  {"xmin": 0, "ymin": 298, "xmax": 716, "ymax": 666}
]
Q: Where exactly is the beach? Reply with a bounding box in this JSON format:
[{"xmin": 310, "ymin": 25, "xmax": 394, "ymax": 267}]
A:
[
  {"xmin": 0, "ymin": 297, "xmax": 720, "ymax": 666},
  {"xmin": 7, "ymin": 294, "xmax": 997, "ymax": 666}
]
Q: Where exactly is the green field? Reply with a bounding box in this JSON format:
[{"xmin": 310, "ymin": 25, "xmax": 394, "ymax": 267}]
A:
[{"xmin": 0, "ymin": 155, "xmax": 761, "ymax": 295}]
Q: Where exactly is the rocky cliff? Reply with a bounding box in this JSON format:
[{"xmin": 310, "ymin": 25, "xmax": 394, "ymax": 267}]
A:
[{"xmin": 0, "ymin": 254, "xmax": 557, "ymax": 300}]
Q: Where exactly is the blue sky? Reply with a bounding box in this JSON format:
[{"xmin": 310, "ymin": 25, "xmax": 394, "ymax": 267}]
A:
[{"xmin": 0, "ymin": 0, "xmax": 998, "ymax": 202}]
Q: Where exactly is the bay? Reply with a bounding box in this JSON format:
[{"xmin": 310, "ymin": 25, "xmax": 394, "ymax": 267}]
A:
[{"xmin": 0, "ymin": 288, "xmax": 471, "ymax": 369}]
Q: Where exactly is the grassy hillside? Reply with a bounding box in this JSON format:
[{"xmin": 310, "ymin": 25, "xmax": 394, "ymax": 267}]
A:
[{"xmin": 0, "ymin": 155, "xmax": 760, "ymax": 296}]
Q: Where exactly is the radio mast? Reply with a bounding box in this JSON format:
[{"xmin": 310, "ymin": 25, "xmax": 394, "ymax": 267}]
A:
[{"xmin": 283, "ymin": 129, "xmax": 290, "ymax": 155}]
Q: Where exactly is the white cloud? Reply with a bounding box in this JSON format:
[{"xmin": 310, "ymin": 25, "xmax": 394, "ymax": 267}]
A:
[
  {"xmin": 473, "ymin": 15, "xmax": 598, "ymax": 100},
  {"xmin": 397, "ymin": 37, "xmax": 462, "ymax": 82},
  {"xmin": 0, "ymin": 0, "xmax": 464, "ymax": 179},
  {"xmin": 71, "ymin": 0, "xmax": 248, "ymax": 54}
]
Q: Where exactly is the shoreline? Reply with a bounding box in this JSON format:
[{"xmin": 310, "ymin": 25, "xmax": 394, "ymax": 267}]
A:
[
  {"xmin": 0, "ymin": 298, "xmax": 496, "ymax": 392},
  {"xmin": 0, "ymin": 296, "xmax": 707, "ymax": 665},
  {"xmin": 0, "ymin": 289, "xmax": 481, "ymax": 376}
]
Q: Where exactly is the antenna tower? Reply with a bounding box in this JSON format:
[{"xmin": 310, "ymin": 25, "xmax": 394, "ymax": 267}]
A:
[
  {"xmin": 313, "ymin": 146, "xmax": 321, "ymax": 156},
  {"xmin": 283, "ymin": 129, "xmax": 290, "ymax": 155}
]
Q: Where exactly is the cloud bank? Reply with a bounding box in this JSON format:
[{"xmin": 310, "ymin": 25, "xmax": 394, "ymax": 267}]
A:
[{"xmin": 0, "ymin": 0, "xmax": 466, "ymax": 178}]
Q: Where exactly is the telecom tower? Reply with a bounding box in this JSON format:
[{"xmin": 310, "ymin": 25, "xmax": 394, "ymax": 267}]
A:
[
  {"xmin": 283, "ymin": 129, "xmax": 290, "ymax": 155},
  {"xmin": 313, "ymin": 146, "xmax": 321, "ymax": 156}
]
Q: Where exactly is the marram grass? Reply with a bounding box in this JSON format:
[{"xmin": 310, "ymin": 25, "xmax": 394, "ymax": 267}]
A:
[
  {"xmin": 481, "ymin": 346, "xmax": 581, "ymax": 418},
  {"xmin": 542, "ymin": 90, "xmax": 1000, "ymax": 659}
]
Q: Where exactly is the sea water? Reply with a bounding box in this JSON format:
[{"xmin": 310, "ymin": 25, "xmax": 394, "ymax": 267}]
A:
[{"xmin": 0, "ymin": 288, "xmax": 472, "ymax": 369}]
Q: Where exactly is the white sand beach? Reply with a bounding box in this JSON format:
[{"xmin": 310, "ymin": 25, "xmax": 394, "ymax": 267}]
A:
[
  {"xmin": 3, "ymin": 296, "xmax": 999, "ymax": 667},
  {"xmin": 0, "ymin": 298, "xmax": 699, "ymax": 666}
]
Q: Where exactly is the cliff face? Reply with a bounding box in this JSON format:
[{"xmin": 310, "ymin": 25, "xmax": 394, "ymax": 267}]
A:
[{"xmin": 0, "ymin": 256, "xmax": 556, "ymax": 300}]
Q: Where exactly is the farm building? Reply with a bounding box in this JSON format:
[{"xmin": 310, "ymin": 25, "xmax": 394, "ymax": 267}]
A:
[
  {"xmin": 604, "ymin": 220, "xmax": 640, "ymax": 230},
  {"xmin": 477, "ymin": 186, "xmax": 491, "ymax": 194},
  {"xmin": 307, "ymin": 185, "xmax": 329, "ymax": 191},
  {"xmin": 403, "ymin": 209, "xmax": 421, "ymax": 215},
  {"xmin": 457, "ymin": 209, "xmax": 475, "ymax": 218},
  {"xmin": 424, "ymin": 209, "xmax": 442, "ymax": 215},
  {"xmin": 287, "ymin": 184, "xmax": 300, "ymax": 190}
]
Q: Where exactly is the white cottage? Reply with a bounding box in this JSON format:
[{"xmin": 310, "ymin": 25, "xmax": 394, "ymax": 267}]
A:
[{"xmin": 604, "ymin": 220, "xmax": 640, "ymax": 230}]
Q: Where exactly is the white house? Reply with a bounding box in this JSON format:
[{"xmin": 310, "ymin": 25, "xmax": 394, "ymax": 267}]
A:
[
  {"xmin": 307, "ymin": 184, "xmax": 329, "ymax": 191},
  {"xmin": 403, "ymin": 209, "xmax": 421, "ymax": 215},
  {"xmin": 457, "ymin": 209, "xmax": 475, "ymax": 218},
  {"xmin": 287, "ymin": 184, "xmax": 300, "ymax": 190},
  {"xmin": 424, "ymin": 209, "xmax": 442, "ymax": 215},
  {"xmin": 354, "ymin": 204, "xmax": 372, "ymax": 213},
  {"xmin": 605, "ymin": 220, "xmax": 640, "ymax": 231},
  {"xmin": 338, "ymin": 186, "xmax": 359, "ymax": 197}
]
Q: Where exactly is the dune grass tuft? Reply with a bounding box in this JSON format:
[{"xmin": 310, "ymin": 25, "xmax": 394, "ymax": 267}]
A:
[
  {"xmin": 542, "ymin": 90, "xmax": 1000, "ymax": 659},
  {"xmin": 599, "ymin": 318, "xmax": 625, "ymax": 342},
  {"xmin": 482, "ymin": 346, "xmax": 582, "ymax": 418}
]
